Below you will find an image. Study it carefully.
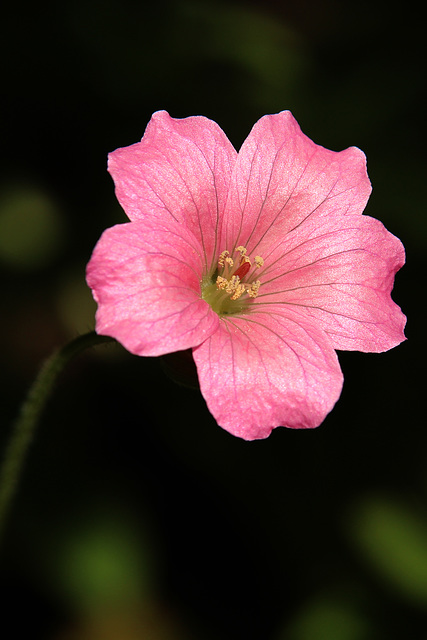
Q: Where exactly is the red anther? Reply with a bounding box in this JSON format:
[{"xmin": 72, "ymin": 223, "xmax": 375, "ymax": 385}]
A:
[{"xmin": 233, "ymin": 261, "xmax": 251, "ymax": 279}]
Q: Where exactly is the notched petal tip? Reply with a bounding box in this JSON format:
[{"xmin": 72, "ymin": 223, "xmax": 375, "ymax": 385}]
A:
[
  {"xmin": 193, "ymin": 311, "xmax": 344, "ymax": 441},
  {"xmin": 106, "ymin": 109, "xmax": 238, "ymax": 267}
]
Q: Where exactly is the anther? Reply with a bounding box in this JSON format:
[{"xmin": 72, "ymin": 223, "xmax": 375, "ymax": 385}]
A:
[
  {"xmin": 247, "ymin": 280, "xmax": 261, "ymax": 298},
  {"xmin": 218, "ymin": 250, "xmax": 229, "ymax": 268},
  {"xmin": 216, "ymin": 276, "xmax": 228, "ymax": 289}
]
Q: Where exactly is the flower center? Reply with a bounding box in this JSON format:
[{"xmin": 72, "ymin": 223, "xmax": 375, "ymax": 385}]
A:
[{"xmin": 201, "ymin": 246, "xmax": 263, "ymax": 316}]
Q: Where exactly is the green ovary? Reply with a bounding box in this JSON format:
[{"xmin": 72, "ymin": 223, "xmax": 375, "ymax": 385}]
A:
[{"xmin": 201, "ymin": 277, "xmax": 249, "ymax": 316}]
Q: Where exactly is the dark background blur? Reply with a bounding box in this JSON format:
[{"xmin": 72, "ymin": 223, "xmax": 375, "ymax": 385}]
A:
[{"xmin": 0, "ymin": 1, "xmax": 425, "ymax": 638}]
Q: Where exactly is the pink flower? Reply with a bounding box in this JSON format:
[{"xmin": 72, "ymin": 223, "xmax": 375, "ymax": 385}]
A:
[{"xmin": 86, "ymin": 110, "xmax": 406, "ymax": 440}]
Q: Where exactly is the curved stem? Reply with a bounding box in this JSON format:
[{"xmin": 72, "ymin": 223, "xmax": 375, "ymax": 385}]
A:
[{"xmin": 0, "ymin": 331, "xmax": 115, "ymax": 541}]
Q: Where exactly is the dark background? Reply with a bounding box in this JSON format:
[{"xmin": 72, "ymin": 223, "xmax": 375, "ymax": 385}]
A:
[{"xmin": 0, "ymin": 1, "xmax": 425, "ymax": 638}]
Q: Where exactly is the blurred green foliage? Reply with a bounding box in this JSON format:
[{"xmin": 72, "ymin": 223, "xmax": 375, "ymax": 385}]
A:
[
  {"xmin": 279, "ymin": 595, "xmax": 373, "ymax": 640},
  {"xmin": 56, "ymin": 512, "xmax": 152, "ymax": 612},
  {"xmin": 0, "ymin": 186, "xmax": 64, "ymax": 269},
  {"xmin": 350, "ymin": 497, "xmax": 427, "ymax": 607}
]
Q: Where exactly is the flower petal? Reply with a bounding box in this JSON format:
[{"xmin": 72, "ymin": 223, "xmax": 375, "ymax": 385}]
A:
[
  {"xmin": 86, "ymin": 219, "xmax": 219, "ymax": 356},
  {"xmin": 193, "ymin": 309, "xmax": 343, "ymax": 440},
  {"xmin": 108, "ymin": 110, "xmax": 237, "ymax": 270},
  {"xmin": 254, "ymin": 214, "xmax": 406, "ymax": 352},
  {"xmin": 222, "ymin": 110, "xmax": 371, "ymax": 257}
]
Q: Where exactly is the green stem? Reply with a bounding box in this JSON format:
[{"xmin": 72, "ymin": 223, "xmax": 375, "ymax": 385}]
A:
[{"xmin": 0, "ymin": 331, "xmax": 115, "ymax": 541}]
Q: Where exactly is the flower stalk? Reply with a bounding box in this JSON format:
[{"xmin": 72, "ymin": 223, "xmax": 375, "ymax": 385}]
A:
[{"xmin": 0, "ymin": 331, "xmax": 115, "ymax": 541}]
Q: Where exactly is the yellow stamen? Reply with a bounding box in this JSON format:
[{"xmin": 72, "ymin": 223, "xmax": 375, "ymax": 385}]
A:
[
  {"xmin": 216, "ymin": 276, "xmax": 228, "ymax": 289},
  {"xmin": 225, "ymin": 275, "xmax": 240, "ymax": 294},
  {"xmin": 224, "ymin": 275, "xmax": 245, "ymax": 300},
  {"xmin": 218, "ymin": 250, "xmax": 229, "ymax": 267},
  {"xmin": 247, "ymin": 280, "xmax": 261, "ymax": 298},
  {"xmin": 231, "ymin": 284, "xmax": 246, "ymax": 300}
]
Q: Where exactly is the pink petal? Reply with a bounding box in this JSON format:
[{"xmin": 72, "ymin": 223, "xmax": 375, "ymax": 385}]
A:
[
  {"xmin": 108, "ymin": 111, "xmax": 237, "ymax": 270},
  {"xmin": 193, "ymin": 309, "xmax": 343, "ymax": 440},
  {"xmin": 221, "ymin": 111, "xmax": 372, "ymax": 257},
  {"xmin": 86, "ymin": 218, "xmax": 219, "ymax": 356},
  {"xmin": 253, "ymin": 214, "xmax": 406, "ymax": 352}
]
